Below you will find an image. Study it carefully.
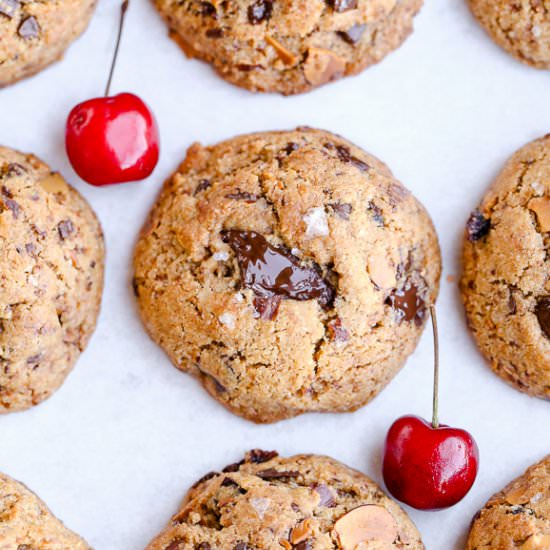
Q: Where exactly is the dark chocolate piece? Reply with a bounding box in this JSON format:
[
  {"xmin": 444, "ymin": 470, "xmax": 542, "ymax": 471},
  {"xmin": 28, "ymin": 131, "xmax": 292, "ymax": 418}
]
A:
[
  {"xmin": 247, "ymin": 0, "xmax": 273, "ymax": 24},
  {"xmin": 385, "ymin": 279, "xmax": 426, "ymax": 326},
  {"xmin": 338, "ymin": 24, "xmax": 366, "ymax": 45},
  {"xmin": 466, "ymin": 209, "xmax": 491, "ymax": 242},
  {"xmin": 535, "ymin": 296, "xmax": 550, "ymax": 339},
  {"xmin": 18, "ymin": 16, "xmax": 39, "ymax": 39}
]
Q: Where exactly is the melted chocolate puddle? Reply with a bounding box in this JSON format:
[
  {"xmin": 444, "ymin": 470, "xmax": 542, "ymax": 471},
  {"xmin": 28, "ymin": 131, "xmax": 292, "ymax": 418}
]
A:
[
  {"xmin": 385, "ymin": 280, "xmax": 426, "ymax": 327},
  {"xmin": 221, "ymin": 230, "xmax": 335, "ymax": 320},
  {"xmin": 535, "ymin": 296, "xmax": 550, "ymax": 339}
]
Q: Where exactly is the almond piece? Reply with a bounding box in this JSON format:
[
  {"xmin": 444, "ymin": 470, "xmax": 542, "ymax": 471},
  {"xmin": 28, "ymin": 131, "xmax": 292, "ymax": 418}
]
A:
[
  {"xmin": 304, "ymin": 47, "xmax": 346, "ymax": 86},
  {"xmin": 367, "ymin": 253, "xmax": 396, "ymax": 289},
  {"xmin": 265, "ymin": 35, "xmax": 298, "ymax": 65},
  {"xmin": 520, "ymin": 534, "xmax": 550, "ymax": 549},
  {"xmin": 333, "ymin": 505, "xmax": 398, "ymax": 549},
  {"xmin": 290, "ymin": 518, "xmax": 313, "ymax": 544},
  {"xmin": 40, "ymin": 173, "xmax": 67, "ymax": 194},
  {"xmin": 528, "ymin": 197, "xmax": 550, "ymax": 232},
  {"xmin": 279, "ymin": 541, "xmax": 292, "ymax": 550}
]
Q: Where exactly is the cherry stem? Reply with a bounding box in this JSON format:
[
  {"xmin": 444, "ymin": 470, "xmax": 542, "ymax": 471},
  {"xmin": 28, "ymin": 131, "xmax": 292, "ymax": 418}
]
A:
[
  {"xmin": 430, "ymin": 305, "xmax": 440, "ymax": 429},
  {"xmin": 105, "ymin": 0, "xmax": 130, "ymax": 97}
]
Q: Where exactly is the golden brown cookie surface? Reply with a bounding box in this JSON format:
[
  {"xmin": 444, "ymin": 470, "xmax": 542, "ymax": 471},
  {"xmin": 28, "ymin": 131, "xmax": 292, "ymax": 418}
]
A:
[
  {"xmin": 466, "ymin": 455, "xmax": 550, "ymax": 550},
  {"xmin": 146, "ymin": 451, "xmax": 425, "ymax": 549},
  {"xmin": 0, "ymin": 0, "xmax": 96, "ymax": 87},
  {"xmin": 0, "ymin": 472, "xmax": 90, "ymax": 549},
  {"xmin": 133, "ymin": 127, "xmax": 441, "ymax": 423},
  {"xmin": 153, "ymin": 0, "xmax": 423, "ymax": 94},
  {"xmin": 461, "ymin": 135, "xmax": 550, "ymax": 399},
  {"xmin": 467, "ymin": 0, "xmax": 550, "ymax": 69},
  {"xmin": 0, "ymin": 147, "xmax": 104, "ymax": 412}
]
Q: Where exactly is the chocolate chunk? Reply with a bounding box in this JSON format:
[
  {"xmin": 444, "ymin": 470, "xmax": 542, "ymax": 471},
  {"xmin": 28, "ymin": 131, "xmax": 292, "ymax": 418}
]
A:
[
  {"xmin": 237, "ymin": 63, "xmax": 264, "ymax": 72},
  {"xmin": 221, "ymin": 230, "xmax": 335, "ymax": 318},
  {"xmin": 191, "ymin": 471, "xmax": 218, "ymax": 488},
  {"xmin": 312, "ymin": 483, "xmax": 336, "ymax": 507},
  {"xmin": 328, "ymin": 0, "xmax": 357, "ymax": 12},
  {"xmin": 284, "ymin": 142, "xmax": 299, "ymax": 155},
  {"xmin": 508, "ymin": 292, "xmax": 517, "ymax": 315},
  {"xmin": 197, "ymin": 543, "xmax": 212, "ymax": 550},
  {"xmin": 206, "ymin": 28, "xmax": 223, "ymax": 38},
  {"xmin": 325, "ymin": 142, "xmax": 369, "ymax": 172},
  {"xmin": 1, "ymin": 186, "xmax": 12, "ymax": 198},
  {"xmin": 225, "ymin": 188, "xmax": 260, "ymax": 203},
  {"xmin": 5, "ymin": 199, "xmax": 20, "ymax": 219},
  {"xmin": 165, "ymin": 541, "xmax": 185, "ymax": 550},
  {"xmin": 7, "ymin": 163, "xmax": 26, "ymax": 176},
  {"xmin": 338, "ymin": 24, "xmax": 366, "ymax": 45},
  {"xmin": 199, "ymin": 1, "xmax": 217, "ymax": 17},
  {"xmin": 329, "ymin": 202, "xmax": 352, "ymax": 220},
  {"xmin": 248, "ymin": 449, "xmax": 278, "ymax": 463},
  {"xmin": 294, "ymin": 541, "xmax": 312, "ymax": 550},
  {"xmin": 221, "ymin": 477, "xmax": 239, "ymax": 488},
  {"xmin": 466, "ymin": 209, "xmax": 491, "ymax": 242},
  {"xmin": 57, "ymin": 219, "xmax": 75, "ymax": 240},
  {"xmin": 535, "ymin": 296, "xmax": 550, "ymax": 339},
  {"xmin": 256, "ymin": 468, "xmax": 299, "ymax": 480},
  {"xmin": 223, "ymin": 460, "xmax": 244, "ymax": 473},
  {"xmin": 247, "ymin": 0, "xmax": 273, "ymax": 24},
  {"xmin": 367, "ymin": 202, "xmax": 384, "ymax": 226},
  {"xmin": 253, "ymin": 296, "xmax": 282, "ymax": 320},
  {"xmin": 0, "ymin": 0, "xmax": 18, "ymax": 19},
  {"xmin": 327, "ymin": 318, "xmax": 350, "ymax": 343},
  {"xmin": 194, "ymin": 179, "xmax": 212, "ymax": 195},
  {"xmin": 18, "ymin": 16, "xmax": 40, "ymax": 39},
  {"xmin": 385, "ymin": 280, "xmax": 426, "ymax": 326},
  {"xmin": 26, "ymin": 354, "xmax": 41, "ymax": 366}
]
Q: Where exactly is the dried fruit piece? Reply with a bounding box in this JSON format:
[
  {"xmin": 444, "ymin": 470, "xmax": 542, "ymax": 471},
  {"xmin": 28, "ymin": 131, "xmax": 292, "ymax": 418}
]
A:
[
  {"xmin": 528, "ymin": 197, "xmax": 550, "ymax": 232},
  {"xmin": 265, "ymin": 35, "xmax": 298, "ymax": 65},
  {"xmin": 304, "ymin": 48, "xmax": 346, "ymax": 86},
  {"xmin": 18, "ymin": 16, "xmax": 40, "ymax": 39},
  {"xmin": 333, "ymin": 505, "xmax": 399, "ymax": 548}
]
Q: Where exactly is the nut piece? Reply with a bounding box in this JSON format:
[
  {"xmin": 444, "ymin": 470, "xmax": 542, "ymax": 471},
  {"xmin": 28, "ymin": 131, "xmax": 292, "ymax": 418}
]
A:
[
  {"xmin": 290, "ymin": 519, "xmax": 313, "ymax": 544},
  {"xmin": 333, "ymin": 505, "xmax": 399, "ymax": 549},
  {"xmin": 528, "ymin": 197, "xmax": 550, "ymax": 232},
  {"xmin": 40, "ymin": 173, "xmax": 68, "ymax": 194},
  {"xmin": 304, "ymin": 47, "xmax": 346, "ymax": 86},
  {"xmin": 265, "ymin": 35, "xmax": 298, "ymax": 65},
  {"xmin": 367, "ymin": 253, "xmax": 396, "ymax": 289}
]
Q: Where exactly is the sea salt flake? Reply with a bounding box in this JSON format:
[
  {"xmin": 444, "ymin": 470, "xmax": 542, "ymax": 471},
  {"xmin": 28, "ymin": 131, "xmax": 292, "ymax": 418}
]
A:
[
  {"xmin": 218, "ymin": 312, "xmax": 235, "ymax": 329},
  {"xmin": 234, "ymin": 293, "xmax": 244, "ymax": 303},
  {"xmin": 533, "ymin": 25, "xmax": 541, "ymax": 37},
  {"xmin": 250, "ymin": 497, "xmax": 271, "ymax": 518},
  {"xmin": 214, "ymin": 251, "xmax": 229, "ymax": 261},
  {"xmin": 304, "ymin": 207, "xmax": 329, "ymax": 238},
  {"xmin": 291, "ymin": 247, "xmax": 301, "ymax": 256},
  {"xmin": 531, "ymin": 181, "xmax": 544, "ymax": 195}
]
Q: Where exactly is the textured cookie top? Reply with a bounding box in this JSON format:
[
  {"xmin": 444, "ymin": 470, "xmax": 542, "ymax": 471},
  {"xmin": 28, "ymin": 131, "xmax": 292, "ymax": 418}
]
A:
[
  {"xmin": 153, "ymin": 0, "xmax": 422, "ymax": 94},
  {"xmin": 468, "ymin": 0, "xmax": 550, "ymax": 69},
  {"xmin": 466, "ymin": 455, "xmax": 550, "ymax": 549},
  {"xmin": 134, "ymin": 128, "xmax": 440, "ymax": 422},
  {"xmin": 146, "ymin": 450, "xmax": 425, "ymax": 549},
  {"xmin": 0, "ymin": 147, "xmax": 104, "ymax": 412},
  {"xmin": 0, "ymin": 472, "xmax": 90, "ymax": 549},
  {"xmin": 0, "ymin": 0, "xmax": 96, "ymax": 86},
  {"xmin": 461, "ymin": 135, "xmax": 550, "ymax": 398}
]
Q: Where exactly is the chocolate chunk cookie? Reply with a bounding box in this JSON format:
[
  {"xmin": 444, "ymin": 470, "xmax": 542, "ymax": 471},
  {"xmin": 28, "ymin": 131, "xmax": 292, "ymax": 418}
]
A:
[
  {"xmin": 0, "ymin": 147, "xmax": 104, "ymax": 412},
  {"xmin": 0, "ymin": 472, "xmax": 90, "ymax": 548},
  {"xmin": 467, "ymin": 0, "xmax": 550, "ymax": 69},
  {"xmin": 466, "ymin": 455, "xmax": 550, "ymax": 549},
  {"xmin": 133, "ymin": 128, "xmax": 441, "ymax": 423},
  {"xmin": 153, "ymin": 0, "xmax": 423, "ymax": 94},
  {"xmin": 0, "ymin": 0, "xmax": 96, "ymax": 87},
  {"xmin": 146, "ymin": 450, "xmax": 425, "ymax": 549},
  {"xmin": 461, "ymin": 135, "xmax": 550, "ymax": 399}
]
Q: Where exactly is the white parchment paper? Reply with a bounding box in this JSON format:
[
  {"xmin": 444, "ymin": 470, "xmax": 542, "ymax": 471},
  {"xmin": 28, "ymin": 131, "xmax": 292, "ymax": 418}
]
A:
[{"xmin": 0, "ymin": 1, "xmax": 549, "ymax": 548}]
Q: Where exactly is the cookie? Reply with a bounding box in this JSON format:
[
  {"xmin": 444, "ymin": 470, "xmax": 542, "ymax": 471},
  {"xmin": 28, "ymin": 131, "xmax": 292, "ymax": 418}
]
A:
[
  {"xmin": 461, "ymin": 135, "xmax": 550, "ymax": 399},
  {"xmin": 146, "ymin": 450, "xmax": 425, "ymax": 549},
  {"xmin": 0, "ymin": 147, "xmax": 104, "ymax": 412},
  {"xmin": 133, "ymin": 127, "xmax": 441, "ymax": 423},
  {"xmin": 153, "ymin": 0, "xmax": 423, "ymax": 95},
  {"xmin": 0, "ymin": 0, "xmax": 96, "ymax": 87},
  {"xmin": 466, "ymin": 455, "xmax": 550, "ymax": 549},
  {"xmin": 0, "ymin": 472, "xmax": 90, "ymax": 549},
  {"xmin": 467, "ymin": 0, "xmax": 550, "ymax": 69}
]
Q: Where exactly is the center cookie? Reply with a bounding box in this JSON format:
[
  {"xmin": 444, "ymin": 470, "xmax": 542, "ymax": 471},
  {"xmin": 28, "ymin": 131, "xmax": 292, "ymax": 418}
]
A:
[{"xmin": 133, "ymin": 128, "xmax": 441, "ymax": 423}]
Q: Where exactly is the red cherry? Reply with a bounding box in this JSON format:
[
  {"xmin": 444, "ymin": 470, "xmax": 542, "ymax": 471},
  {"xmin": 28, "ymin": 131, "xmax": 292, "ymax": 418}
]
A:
[
  {"xmin": 382, "ymin": 306, "xmax": 479, "ymax": 510},
  {"xmin": 383, "ymin": 415, "xmax": 479, "ymax": 510},
  {"xmin": 66, "ymin": 93, "xmax": 159, "ymax": 186}
]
